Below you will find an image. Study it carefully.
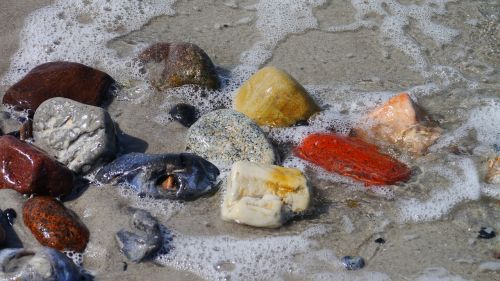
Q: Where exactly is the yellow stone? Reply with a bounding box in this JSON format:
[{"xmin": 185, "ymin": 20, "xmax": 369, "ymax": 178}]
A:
[{"xmin": 233, "ymin": 66, "xmax": 320, "ymax": 127}]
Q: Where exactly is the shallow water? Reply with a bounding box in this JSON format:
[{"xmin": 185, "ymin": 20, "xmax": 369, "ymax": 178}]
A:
[{"xmin": 0, "ymin": 0, "xmax": 499, "ymax": 280}]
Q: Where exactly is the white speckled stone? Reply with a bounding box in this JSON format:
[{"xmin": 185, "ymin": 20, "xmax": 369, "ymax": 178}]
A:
[
  {"xmin": 33, "ymin": 97, "xmax": 117, "ymax": 174},
  {"xmin": 185, "ymin": 109, "xmax": 276, "ymax": 167}
]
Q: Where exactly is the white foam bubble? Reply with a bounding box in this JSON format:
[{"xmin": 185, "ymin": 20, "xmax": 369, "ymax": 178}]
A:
[
  {"xmin": 118, "ymin": 186, "xmax": 184, "ymax": 220},
  {"xmin": 155, "ymin": 225, "xmax": 332, "ymax": 281},
  {"xmin": 1, "ymin": 0, "xmax": 176, "ymax": 85},
  {"xmin": 397, "ymin": 157, "xmax": 481, "ymax": 223}
]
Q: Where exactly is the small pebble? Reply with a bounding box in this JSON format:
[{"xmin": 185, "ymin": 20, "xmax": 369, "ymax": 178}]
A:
[
  {"xmin": 478, "ymin": 227, "xmax": 496, "ymax": 239},
  {"xmin": 374, "ymin": 238, "xmax": 386, "ymax": 244},
  {"xmin": 122, "ymin": 261, "xmax": 128, "ymax": 271},
  {"xmin": 341, "ymin": 256, "xmax": 365, "ymax": 270},
  {"xmin": 478, "ymin": 261, "xmax": 500, "ymax": 272},
  {"xmin": 169, "ymin": 104, "xmax": 198, "ymax": 127},
  {"xmin": 3, "ymin": 208, "xmax": 17, "ymax": 226}
]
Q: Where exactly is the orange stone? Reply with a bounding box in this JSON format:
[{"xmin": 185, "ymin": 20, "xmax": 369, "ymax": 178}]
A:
[{"xmin": 295, "ymin": 133, "xmax": 411, "ymax": 186}]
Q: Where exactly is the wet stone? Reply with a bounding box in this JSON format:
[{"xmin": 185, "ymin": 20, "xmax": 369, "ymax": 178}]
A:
[
  {"xmin": 95, "ymin": 153, "xmax": 220, "ymax": 200},
  {"xmin": 2, "ymin": 61, "xmax": 114, "ymax": 114},
  {"xmin": 115, "ymin": 209, "xmax": 164, "ymax": 262},
  {"xmin": 138, "ymin": 42, "xmax": 219, "ymax": 90},
  {"xmin": 486, "ymin": 157, "xmax": 500, "ymax": 184},
  {"xmin": 0, "ymin": 223, "xmax": 4, "ymax": 247},
  {"xmin": 23, "ymin": 196, "xmax": 89, "ymax": 252},
  {"xmin": 478, "ymin": 227, "xmax": 496, "ymax": 239},
  {"xmin": 233, "ymin": 66, "xmax": 319, "ymax": 127},
  {"xmin": 33, "ymin": 97, "xmax": 117, "ymax": 174},
  {"xmin": 3, "ymin": 209, "xmax": 16, "ymax": 226},
  {"xmin": 0, "ymin": 135, "xmax": 74, "ymax": 197},
  {"xmin": 169, "ymin": 103, "xmax": 199, "ymax": 127},
  {"xmin": 0, "ymin": 247, "xmax": 88, "ymax": 280},
  {"xmin": 221, "ymin": 161, "xmax": 311, "ymax": 228},
  {"xmin": 341, "ymin": 256, "xmax": 365, "ymax": 270},
  {"xmin": 295, "ymin": 133, "xmax": 411, "ymax": 186},
  {"xmin": 374, "ymin": 238, "xmax": 386, "ymax": 244},
  {"xmin": 186, "ymin": 109, "xmax": 276, "ymax": 167}
]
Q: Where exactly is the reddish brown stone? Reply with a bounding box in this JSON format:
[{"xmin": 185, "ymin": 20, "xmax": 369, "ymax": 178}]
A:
[
  {"xmin": 138, "ymin": 42, "xmax": 219, "ymax": 90},
  {"xmin": 23, "ymin": 196, "xmax": 89, "ymax": 252},
  {"xmin": 0, "ymin": 135, "xmax": 73, "ymax": 196},
  {"xmin": 2, "ymin": 61, "xmax": 114, "ymax": 114}
]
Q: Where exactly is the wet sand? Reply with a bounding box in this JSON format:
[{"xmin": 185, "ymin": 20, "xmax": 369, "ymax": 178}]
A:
[{"xmin": 1, "ymin": 1, "xmax": 499, "ymax": 280}]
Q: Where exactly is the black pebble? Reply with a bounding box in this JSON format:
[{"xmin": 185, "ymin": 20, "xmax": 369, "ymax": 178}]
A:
[
  {"xmin": 3, "ymin": 208, "xmax": 17, "ymax": 226},
  {"xmin": 169, "ymin": 104, "xmax": 198, "ymax": 127},
  {"xmin": 374, "ymin": 238, "xmax": 386, "ymax": 244},
  {"xmin": 478, "ymin": 227, "xmax": 496, "ymax": 239},
  {"xmin": 122, "ymin": 262, "xmax": 128, "ymax": 271},
  {"xmin": 293, "ymin": 120, "xmax": 309, "ymax": 127}
]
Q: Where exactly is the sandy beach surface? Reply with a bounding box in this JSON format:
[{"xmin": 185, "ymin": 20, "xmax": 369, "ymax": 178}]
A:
[{"xmin": 0, "ymin": 1, "xmax": 499, "ymax": 280}]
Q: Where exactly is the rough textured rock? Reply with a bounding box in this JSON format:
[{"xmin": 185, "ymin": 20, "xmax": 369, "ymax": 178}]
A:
[
  {"xmin": 33, "ymin": 97, "xmax": 117, "ymax": 174},
  {"xmin": 23, "ymin": 196, "xmax": 89, "ymax": 252},
  {"xmin": 138, "ymin": 42, "xmax": 219, "ymax": 90},
  {"xmin": 0, "ymin": 247, "xmax": 88, "ymax": 280},
  {"xmin": 295, "ymin": 133, "xmax": 412, "ymax": 186},
  {"xmin": 2, "ymin": 61, "xmax": 114, "ymax": 114},
  {"xmin": 186, "ymin": 109, "xmax": 276, "ymax": 167},
  {"xmin": 221, "ymin": 161, "xmax": 310, "ymax": 228},
  {"xmin": 233, "ymin": 66, "xmax": 320, "ymax": 127},
  {"xmin": 354, "ymin": 93, "xmax": 441, "ymax": 155},
  {"xmin": 486, "ymin": 156, "xmax": 500, "ymax": 184},
  {"xmin": 115, "ymin": 209, "xmax": 164, "ymax": 262},
  {"xmin": 0, "ymin": 135, "xmax": 74, "ymax": 196}
]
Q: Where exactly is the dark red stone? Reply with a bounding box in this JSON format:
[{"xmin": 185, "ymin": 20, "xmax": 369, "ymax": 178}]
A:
[
  {"xmin": 295, "ymin": 133, "xmax": 412, "ymax": 186},
  {"xmin": 0, "ymin": 135, "xmax": 73, "ymax": 196},
  {"xmin": 23, "ymin": 196, "xmax": 89, "ymax": 252},
  {"xmin": 2, "ymin": 61, "xmax": 114, "ymax": 114}
]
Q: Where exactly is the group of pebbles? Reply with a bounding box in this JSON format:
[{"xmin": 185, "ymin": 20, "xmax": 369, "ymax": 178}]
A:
[{"xmin": 0, "ymin": 41, "xmax": 498, "ymax": 279}]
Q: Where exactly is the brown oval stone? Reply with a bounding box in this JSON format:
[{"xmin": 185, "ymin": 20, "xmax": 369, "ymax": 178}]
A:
[
  {"xmin": 0, "ymin": 135, "xmax": 73, "ymax": 197},
  {"xmin": 138, "ymin": 42, "xmax": 219, "ymax": 90},
  {"xmin": 23, "ymin": 196, "xmax": 89, "ymax": 252},
  {"xmin": 2, "ymin": 61, "xmax": 114, "ymax": 114}
]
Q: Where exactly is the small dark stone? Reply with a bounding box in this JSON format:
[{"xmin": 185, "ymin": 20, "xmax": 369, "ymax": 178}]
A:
[
  {"xmin": 478, "ymin": 227, "xmax": 496, "ymax": 239},
  {"xmin": 169, "ymin": 104, "xmax": 198, "ymax": 127},
  {"xmin": 122, "ymin": 261, "xmax": 128, "ymax": 271},
  {"xmin": 294, "ymin": 120, "xmax": 309, "ymax": 127},
  {"xmin": 374, "ymin": 237, "xmax": 386, "ymax": 244},
  {"xmin": 3, "ymin": 208, "xmax": 17, "ymax": 226},
  {"xmin": 341, "ymin": 256, "xmax": 365, "ymax": 270}
]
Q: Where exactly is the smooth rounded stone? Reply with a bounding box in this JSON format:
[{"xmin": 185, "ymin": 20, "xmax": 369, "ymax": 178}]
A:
[
  {"xmin": 2, "ymin": 61, "xmax": 114, "ymax": 115},
  {"xmin": 221, "ymin": 161, "xmax": 310, "ymax": 228},
  {"xmin": 0, "ymin": 135, "xmax": 74, "ymax": 197},
  {"xmin": 169, "ymin": 103, "xmax": 199, "ymax": 127},
  {"xmin": 95, "ymin": 153, "xmax": 220, "ymax": 200},
  {"xmin": 23, "ymin": 196, "xmax": 89, "ymax": 252},
  {"xmin": 3, "ymin": 209, "xmax": 16, "ymax": 226},
  {"xmin": 233, "ymin": 66, "xmax": 320, "ymax": 127},
  {"xmin": 486, "ymin": 157, "xmax": 500, "ymax": 184},
  {"xmin": 0, "ymin": 247, "xmax": 88, "ymax": 280},
  {"xmin": 33, "ymin": 97, "xmax": 117, "ymax": 174},
  {"xmin": 186, "ymin": 109, "xmax": 276, "ymax": 167},
  {"xmin": 138, "ymin": 42, "xmax": 219, "ymax": 90},
  {"xmin": 295, "ymin": 133, "xmax": 412, "ymax": 186},
  {"xmin": 116, "ymin": 209, "xmax": 164, "ymax": 262},
  {"xmin": 354, "ymin": 93, "xmax": 441, "ymax": 156},
  {"xmin": 478, "ymin": 227, "xmax": 496, "ymax": 239},
  {"xmin": 341, "ymin": 256, "xmax": 365, "ymax": 270}
]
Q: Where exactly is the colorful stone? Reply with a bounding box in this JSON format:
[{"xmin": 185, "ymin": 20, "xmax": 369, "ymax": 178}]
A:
[
  {"xmin": 0, "ymin": 135, "xmax": 73, "ymax": 196},
  {"xmin": 2, "ymin": 62, "xmax": 114, "ymax": 114},
  {"xmin": 295, "ymin": 133, "xmax": 412, "ymax": 186},
  {"xmin": 138, "ymin": 42, "xmax": 219, "ymax": 90},
  {"xmin": 233, "ymin": 66, "xmax": 320, "ymax": 127},
  {"xmin": 221, "ymin": 161, "xmax": 310, "ymax": 228},
  {"xmin": 23, "ymin": 196, "xmax": 89, "ymax": 252},
  {"xmin": 354, "ymin": 93, "xmax": 441, "ymax": 155}
]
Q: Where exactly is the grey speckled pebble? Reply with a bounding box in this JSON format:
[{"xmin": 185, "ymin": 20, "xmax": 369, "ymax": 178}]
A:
[
  {"xmin": 186, "ymin": 109, "xmax": 276, "ymax": 167},
  {"xmin": 33, "ymin": 97, "xmax": 117, "ymax": 174}
]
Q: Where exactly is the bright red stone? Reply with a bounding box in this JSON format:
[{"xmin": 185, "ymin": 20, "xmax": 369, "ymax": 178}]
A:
[{"xmin": 295, "ymin": 133, "xmax": 411, "ymax": 186}]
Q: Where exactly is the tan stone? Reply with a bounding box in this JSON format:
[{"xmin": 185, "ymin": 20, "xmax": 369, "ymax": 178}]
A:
[
  {"xmin": 354, "ymin": 93, "xmax": 441, "ymax": 155},
  {"xmin": 233, "ymin": 67, "xmax": 319, "ymax": 127},
  {"xmin": 486, "ymin": 157, "xmax": 500, "ymax": 184}
]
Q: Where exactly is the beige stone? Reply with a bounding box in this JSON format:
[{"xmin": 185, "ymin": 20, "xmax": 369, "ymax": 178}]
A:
[{"xmin": 486, "ymin": 157, "xmax": 500, "ymax": 184}]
